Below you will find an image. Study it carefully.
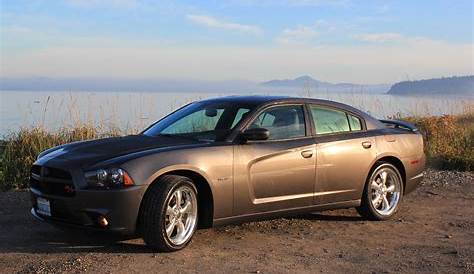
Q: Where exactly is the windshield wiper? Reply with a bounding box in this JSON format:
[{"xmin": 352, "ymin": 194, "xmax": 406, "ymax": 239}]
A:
[{"xmin": 155, "ymin": 133, "xmax": 198, "ymax": 141}]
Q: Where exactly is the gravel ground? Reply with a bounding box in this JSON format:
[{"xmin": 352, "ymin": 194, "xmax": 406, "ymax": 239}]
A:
[{"xmin": 0, "ymin": 169, "xmax": 473, "ymax": 274}]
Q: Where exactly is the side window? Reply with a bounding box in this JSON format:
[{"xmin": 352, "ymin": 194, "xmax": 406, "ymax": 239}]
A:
[
  {"xmin": 231, "ymin": 108, "xmax": 250, "ymax": 128},
  {"xmin": 249, "ymin": 105, "xmax": 306, "ymax": 140},
  {"xmin": 310, "ymin": 106, "xmax": 350, "ymax": 134},
  {"xmin": 348, "ymin": 114, "xmax": 362, "ymax": 131}
]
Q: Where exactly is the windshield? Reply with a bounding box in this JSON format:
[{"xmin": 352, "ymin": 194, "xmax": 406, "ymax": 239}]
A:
[{"xmin": 143, "ymin": 101, "xmax": 255, "ymax": 142}]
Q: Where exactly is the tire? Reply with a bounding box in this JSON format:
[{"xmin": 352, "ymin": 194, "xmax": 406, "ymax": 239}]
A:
[
  {"xmin": 140, "ymin": 175, "xmax": 198, "ymax": 252},
  {"xmin": 356, "ymin": 162, "xmax": 404, "ymax": 221}
]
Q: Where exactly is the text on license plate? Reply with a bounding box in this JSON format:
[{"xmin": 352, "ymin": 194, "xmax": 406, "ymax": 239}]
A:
[{"xmin": 36, "ymin": 197, "xmax": 51, "ymax": 216}]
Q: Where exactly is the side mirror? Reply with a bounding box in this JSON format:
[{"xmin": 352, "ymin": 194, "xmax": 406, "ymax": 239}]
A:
[
  {"xmin": 241, "ymin": 128, "xmax": 270, "ymax": 141},
  {"xmin": 205, "ymin": 108, "xmax": 218, "ymax": 117}
]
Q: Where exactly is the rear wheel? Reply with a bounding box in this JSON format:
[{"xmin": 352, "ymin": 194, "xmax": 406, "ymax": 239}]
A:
[
  {"xmin": 357, "ymin": 163, "xmax": 403, "ymax": 220},
  {"xmin": 140, "ymin": 175, "xmax": 198, "ymax": 251}
]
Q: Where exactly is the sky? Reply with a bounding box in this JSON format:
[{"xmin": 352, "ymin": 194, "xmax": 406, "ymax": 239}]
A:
[{"xmin": 0, "ymin": 0, "xmax": 473, "ymax": 84}]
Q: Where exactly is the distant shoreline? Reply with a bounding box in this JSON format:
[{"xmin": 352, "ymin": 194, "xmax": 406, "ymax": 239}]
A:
[{"xmin": 1, "ymin": 89, "xmax": 473, "ymax": 98}]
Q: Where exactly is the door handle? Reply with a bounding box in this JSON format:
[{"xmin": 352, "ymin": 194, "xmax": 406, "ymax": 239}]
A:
[
  {"xmin": 362, "ymin": 141, "xmax": 372, "ymax": 149},
  {"xmin": 301, "ymin": 150, "xmax": 313, "ymax": 158}
]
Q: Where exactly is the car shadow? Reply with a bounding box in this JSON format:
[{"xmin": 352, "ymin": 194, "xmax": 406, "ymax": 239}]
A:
[
  {"xmin": 0, "ymin": 209, "xmax": 363, "ymax": 254},
  {"xmin": 0, "ymin": 222, "xmax": 153, "ymax": 254}
]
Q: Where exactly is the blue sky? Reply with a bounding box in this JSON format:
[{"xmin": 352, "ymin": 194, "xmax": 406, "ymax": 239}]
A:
[{"xmin": 1, "ymin": 0, "xmax": 473, "ymax": 83}]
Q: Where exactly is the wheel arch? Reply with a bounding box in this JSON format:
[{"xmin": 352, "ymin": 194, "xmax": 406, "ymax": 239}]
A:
[
  {"xmin": 371, "ymin": 155, "xmax": 407, "ymax": 193},
  {"xmin": 138, "ymin": 168, "xmax": 215, "ymax": 231}
]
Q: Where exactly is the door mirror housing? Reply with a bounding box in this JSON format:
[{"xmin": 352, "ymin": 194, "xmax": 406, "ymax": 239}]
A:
[{"xmin": 241, "ymin": 128, "xmax": 270, "ymax": 141}]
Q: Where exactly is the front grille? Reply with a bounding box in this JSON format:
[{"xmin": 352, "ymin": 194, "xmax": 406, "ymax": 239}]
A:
[
  {"xmin": 30, "ymin": 165, "xmax": 75, "ymax": 197},
  {"xmin": 31, "ymin": 165, "xmax": 41, "ymax": 176}
]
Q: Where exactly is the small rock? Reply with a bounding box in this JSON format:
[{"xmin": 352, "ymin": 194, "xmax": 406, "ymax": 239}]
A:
[
  {"xmin": 444, "ymin": 249, "xmax": 458, "ymax": 255},
  {"xmin": 445, "ymin": 235, "xmax": 452, "ymax": 239}
]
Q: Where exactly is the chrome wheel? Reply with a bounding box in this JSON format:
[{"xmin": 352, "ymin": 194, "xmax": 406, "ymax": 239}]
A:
[
  {"xmin": 164, "ymin": 185, "xmax": 198, "ymax": 246},
  {"xmin": 370, "ymin": 167, "xmax": 401, "ymax": 216}
]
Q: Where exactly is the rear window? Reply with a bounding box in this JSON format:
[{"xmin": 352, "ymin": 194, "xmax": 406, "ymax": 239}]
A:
[
  {"xmin": 310, "ymin": 106, "xmax": 350, "ymax": 134},
  {"xmin": 310, "ymin": 105, "xmax": 364, "ymax": 134}
]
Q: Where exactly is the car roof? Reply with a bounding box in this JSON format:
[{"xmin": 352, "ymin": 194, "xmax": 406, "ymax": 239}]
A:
[
  {"xmin": 201, "ymin": 95, "xmax": 359, "ymax": 113},
  {"xmin": 200, "ymin": 95, "xmax": 291, "ymax": 105},
  {"xmin": 200, "ymin": 95, "xmax": 383, "ymax": 130}
]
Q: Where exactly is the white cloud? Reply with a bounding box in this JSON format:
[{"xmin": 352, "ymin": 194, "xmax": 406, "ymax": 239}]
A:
[
  {"xmin": 285, "ymin": 0, "xmax": 350, "ymax": 6},
  {"xmin": 67, "ymin": 0, "xmax": 138, "ymax": 8},
  {"xmin": 276, "ymin": 26, "xmax": 318, "ymax": 45},
  {"xmin": 275, "ymin": 20, "xmax": 335, "ymax": 45},
  {"xmin": 1, "ymin": 26, "xmax": 33, "ymax": 34},
  {"xmin": 223, "ymin": 0, "xmax": 351, "ymax": 7},
  {"xmin": 354, "ymin": 33, "xmax": 403, "ymax": 43},
  {"xmin": 186, "ymin": 14, "xmax": 263, "ymax": 35}
]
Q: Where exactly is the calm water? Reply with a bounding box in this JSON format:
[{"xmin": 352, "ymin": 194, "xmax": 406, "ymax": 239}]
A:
[{"xmin": 1, "ymin": 90, "xmax": 473, "ymax": 136}]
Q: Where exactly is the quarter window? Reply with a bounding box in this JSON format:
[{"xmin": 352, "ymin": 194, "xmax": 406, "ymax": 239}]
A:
[
  {"xmin": 249, "ymin": 105, "xmax": 306, "ymax": 140},
  {"xmin": 310, "ymin": 106, "xmax": 350, "ymax": 134},
  {"xmin": 348, "ymin": 114, "xmax": 362, "ymax": 131}
]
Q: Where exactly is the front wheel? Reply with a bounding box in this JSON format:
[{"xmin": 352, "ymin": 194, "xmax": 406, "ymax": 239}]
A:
[
  {"xmin": 357, "ymin": 163, "xmax": 403, "ymax": 220},
  {"xmin": 140, "ymin": 175, "xmax": 198, "ymax": 251}
]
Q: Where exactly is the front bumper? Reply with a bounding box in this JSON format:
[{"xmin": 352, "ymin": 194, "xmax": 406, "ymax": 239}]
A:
[{"xmin": 30, "ymin": 185, "xmax": 147, "ymax": 235}]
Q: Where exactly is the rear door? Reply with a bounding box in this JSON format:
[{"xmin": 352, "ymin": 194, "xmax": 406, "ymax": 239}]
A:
[{"xmin": 308, "ymin": 105, "xmax": 377, "ymax": 205}]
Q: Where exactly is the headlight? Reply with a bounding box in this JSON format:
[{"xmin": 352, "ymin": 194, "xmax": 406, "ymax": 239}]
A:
[{"xmin": 85, "ymin": 168, "xmax": 134, "ymax": 189}]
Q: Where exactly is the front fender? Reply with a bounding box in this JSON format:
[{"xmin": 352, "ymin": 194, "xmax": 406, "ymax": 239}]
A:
[{"xmin": 120, "ymin": 145, "xmax": 234, "ymax": 219}]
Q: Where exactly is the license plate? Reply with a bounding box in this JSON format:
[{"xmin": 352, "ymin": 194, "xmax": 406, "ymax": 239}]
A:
[{"xmin": 36, "ymin": 197, "xmax": 51, "ymax": 216}]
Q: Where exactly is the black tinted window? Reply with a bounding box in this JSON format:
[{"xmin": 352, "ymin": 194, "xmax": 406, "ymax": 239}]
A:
[{"xmin": 249, "ymin": 105, "xmax": 306, "ymax": 140}]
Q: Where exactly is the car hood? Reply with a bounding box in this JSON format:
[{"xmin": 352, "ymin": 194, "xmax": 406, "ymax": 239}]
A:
[{"xmin": 36, "ymin": 134, "xmax": 200, "ymax": 168}]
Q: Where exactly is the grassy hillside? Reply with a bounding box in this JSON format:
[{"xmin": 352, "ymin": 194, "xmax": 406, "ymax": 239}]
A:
[{"xmin": 388, "ymin": 75, "xmax": 474, "ymax": 95}]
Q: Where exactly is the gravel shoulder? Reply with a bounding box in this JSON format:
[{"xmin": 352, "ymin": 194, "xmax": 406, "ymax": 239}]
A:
[{"xmin": 0, "ymin": 169, "xmax": 473, "ymax": 274}]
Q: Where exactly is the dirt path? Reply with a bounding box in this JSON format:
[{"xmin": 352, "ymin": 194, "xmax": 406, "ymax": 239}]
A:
[{"xmin": 0, "ymin": 170, "xmax": 473, "ymax": 274}]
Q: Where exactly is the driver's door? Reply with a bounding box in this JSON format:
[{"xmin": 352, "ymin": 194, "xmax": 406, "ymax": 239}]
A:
[{"xmin": 233, "ymin": 104, "xmax": 316, "ymax": 215}]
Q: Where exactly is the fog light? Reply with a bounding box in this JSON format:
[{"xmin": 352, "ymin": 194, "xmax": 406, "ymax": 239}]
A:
[{"xmin": 98, "ymin": 216, "xmax": 108, "ymax": 227}]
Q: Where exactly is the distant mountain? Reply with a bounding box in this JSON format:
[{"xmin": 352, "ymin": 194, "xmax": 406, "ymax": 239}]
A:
[
  {"xmin": 387, "ymin": 76, "xmax": 474, "ymax": 96},
  {"xmin": 0, "ymin": 75, "xmax": 390, "ymax": 93},
  {"xmin": 260, "ymin": 75, "xmax": 389, "ymax": 93},
  {"xmin": 261, "ymin": 75, "xmax": 328, "ymax": 87}
]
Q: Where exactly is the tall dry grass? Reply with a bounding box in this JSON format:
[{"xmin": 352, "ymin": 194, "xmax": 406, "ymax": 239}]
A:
[
  {"xmin": 0, "ymin": 93, "xmax": 473, "ymax": 191},
  {"xmin": 403, "ymin": 112, "xmax": 474, "ymax": 171},
  {"xmin": 0, "ymin": 125, "xmax": 123, "ymax": 190}
]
